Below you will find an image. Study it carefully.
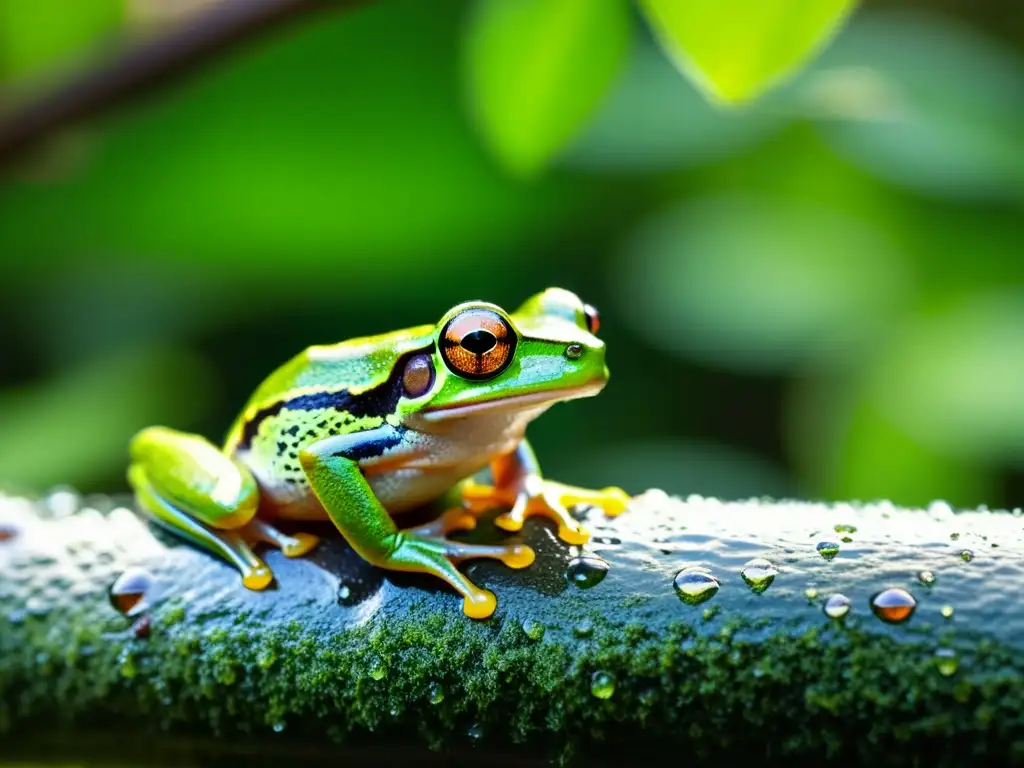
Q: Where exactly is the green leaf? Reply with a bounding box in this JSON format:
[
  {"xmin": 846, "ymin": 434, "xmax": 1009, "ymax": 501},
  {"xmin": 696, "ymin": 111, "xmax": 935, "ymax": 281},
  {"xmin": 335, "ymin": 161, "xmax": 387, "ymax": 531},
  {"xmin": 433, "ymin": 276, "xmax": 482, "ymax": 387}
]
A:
[
  {"xmin": 639, "ymin": 0, "xmax": 857, "ymax": 104},
  {"xmin": 463, "ymin": 0, "xmax": 631, "ymax": 176}
]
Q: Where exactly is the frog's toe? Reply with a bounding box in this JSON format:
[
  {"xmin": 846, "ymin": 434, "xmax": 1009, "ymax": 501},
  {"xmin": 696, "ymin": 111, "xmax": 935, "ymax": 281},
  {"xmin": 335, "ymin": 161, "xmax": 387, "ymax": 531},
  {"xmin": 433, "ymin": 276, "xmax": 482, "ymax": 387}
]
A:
[
  {"xmin": 386, "ymin": 533, "xmax": 526, "ymax": 620},
  {"xmin": 408, "ymin": 507, "xmax": 478, "ymax": 538},
  {"xmin": 460, "ymin": 480, "xmax": 515, "ymax": 513},
  {"xmin": 242, "ymin": 564, "xmax": 274, "ymax": 590},
  {"xmin": 446, "ymin": 541, "xmax": 535, "ymax": 569},
  {"xmin": 463, "ymin": 589, "xmax": 497, "ymax": 620},
  {"xmin": 245, "ymin": 519, "xmax": 319, "ymax": 558},
  {"xmin": 505, "ymin": 489, "xmax": 591, "ymax": 545},
  {"xmin": 550, "ymin": 482, "xmax": 632, "ymax": 518},
  {"xmin": 493, "ymin": 497, "xmax": 527, "ymax": 533},
  {"xmin": 282, "ymin": 532, "xmax": 319, "ymax": 558}
]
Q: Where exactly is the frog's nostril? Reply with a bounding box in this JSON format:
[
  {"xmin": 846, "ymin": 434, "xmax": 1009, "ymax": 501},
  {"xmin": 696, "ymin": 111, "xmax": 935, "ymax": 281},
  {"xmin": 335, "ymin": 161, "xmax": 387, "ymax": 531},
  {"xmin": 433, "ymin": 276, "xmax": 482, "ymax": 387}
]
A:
[
  {"xmin": 461, "ymin": 329, "xmax": 497, "ymax": 355},
  {"xmin": 565, "ymin": 343, "xmax": 583, "ymax": 360}
]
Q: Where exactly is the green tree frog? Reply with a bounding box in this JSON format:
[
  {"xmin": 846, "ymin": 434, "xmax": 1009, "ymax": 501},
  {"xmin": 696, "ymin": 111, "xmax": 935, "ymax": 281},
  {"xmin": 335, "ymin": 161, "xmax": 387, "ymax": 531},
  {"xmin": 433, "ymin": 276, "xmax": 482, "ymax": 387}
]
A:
[{"xmin": 128, "ymin": 288, "xmax": 629, "ymax": 619}]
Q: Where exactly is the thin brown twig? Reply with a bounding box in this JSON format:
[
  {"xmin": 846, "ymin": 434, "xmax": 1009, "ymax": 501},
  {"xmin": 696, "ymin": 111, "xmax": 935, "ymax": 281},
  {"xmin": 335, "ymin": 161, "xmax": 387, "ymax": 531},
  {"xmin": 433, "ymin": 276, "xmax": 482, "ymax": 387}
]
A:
[{"xmin": 0, "ymin": 0, "xmax": 367, "ymax": 165}]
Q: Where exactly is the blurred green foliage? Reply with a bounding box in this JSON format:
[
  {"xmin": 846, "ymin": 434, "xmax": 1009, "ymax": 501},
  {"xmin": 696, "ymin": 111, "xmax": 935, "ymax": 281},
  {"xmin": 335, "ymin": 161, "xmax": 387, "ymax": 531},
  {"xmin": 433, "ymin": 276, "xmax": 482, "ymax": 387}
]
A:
[{"xmin": 0, "ymin": 0, "xmax": 1020, "ymax": 511}]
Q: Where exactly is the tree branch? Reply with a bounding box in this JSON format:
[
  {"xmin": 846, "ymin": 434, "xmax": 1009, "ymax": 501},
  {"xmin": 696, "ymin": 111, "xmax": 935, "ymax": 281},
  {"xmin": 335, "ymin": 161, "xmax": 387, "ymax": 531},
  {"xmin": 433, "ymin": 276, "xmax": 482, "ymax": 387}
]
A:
[
  {"xmin": 2, "ymin": 489, "xmax": 1023, "ymax": 764},
  {"xmin": 0, "ymin": 0, "xmax": 368, "ymax": 165}
]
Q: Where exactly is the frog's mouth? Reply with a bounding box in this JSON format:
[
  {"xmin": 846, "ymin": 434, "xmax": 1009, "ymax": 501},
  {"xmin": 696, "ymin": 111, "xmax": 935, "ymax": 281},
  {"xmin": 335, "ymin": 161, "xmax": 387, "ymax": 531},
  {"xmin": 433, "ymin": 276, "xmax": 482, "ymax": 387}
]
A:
[{"xmin": 419, "ymin": 382, "xmax": 604, "ymax": 422}]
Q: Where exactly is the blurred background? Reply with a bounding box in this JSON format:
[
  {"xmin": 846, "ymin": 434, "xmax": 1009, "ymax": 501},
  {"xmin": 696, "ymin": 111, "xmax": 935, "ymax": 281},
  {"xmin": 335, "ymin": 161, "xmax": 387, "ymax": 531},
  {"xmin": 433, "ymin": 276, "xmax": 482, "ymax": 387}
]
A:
[{"xmin": 0, "ymin": 0, "xmax": 1020, "ymax": 511}]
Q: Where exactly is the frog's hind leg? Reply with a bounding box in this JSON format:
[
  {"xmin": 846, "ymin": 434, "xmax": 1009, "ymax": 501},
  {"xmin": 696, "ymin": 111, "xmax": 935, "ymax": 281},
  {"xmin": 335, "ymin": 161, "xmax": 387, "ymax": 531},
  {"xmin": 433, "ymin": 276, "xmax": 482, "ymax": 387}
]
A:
[{"xmin": 128, "ymin": 427, "xmax": 273, "ymax": 590}]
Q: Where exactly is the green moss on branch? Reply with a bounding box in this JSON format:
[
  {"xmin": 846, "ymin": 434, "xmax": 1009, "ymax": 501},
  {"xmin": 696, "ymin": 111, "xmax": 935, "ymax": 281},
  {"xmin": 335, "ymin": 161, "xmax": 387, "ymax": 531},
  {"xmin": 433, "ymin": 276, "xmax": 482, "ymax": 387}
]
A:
[{"xmin": 1, "ymin": 490, "xmax": 1023, "ymax": 765}]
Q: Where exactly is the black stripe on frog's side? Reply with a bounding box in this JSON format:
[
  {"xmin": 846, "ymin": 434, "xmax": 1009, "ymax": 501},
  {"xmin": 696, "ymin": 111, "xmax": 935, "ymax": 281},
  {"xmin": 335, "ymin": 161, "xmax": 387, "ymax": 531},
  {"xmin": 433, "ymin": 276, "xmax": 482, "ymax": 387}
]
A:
[
  {"xmin": 236, "ymin": 344, "xmax": 434, "ymax": 451},
  {"xmin": 332, "ymin": 425, "xmax": 408, "ymax": 462}
]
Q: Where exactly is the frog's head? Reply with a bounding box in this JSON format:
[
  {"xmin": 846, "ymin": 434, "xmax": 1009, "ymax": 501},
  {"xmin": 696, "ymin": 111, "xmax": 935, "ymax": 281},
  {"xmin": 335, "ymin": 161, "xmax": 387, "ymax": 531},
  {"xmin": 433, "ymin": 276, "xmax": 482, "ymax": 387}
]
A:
[{"xmin": 397, "ymin": 288, "xmax": 607, "ymax": 423}]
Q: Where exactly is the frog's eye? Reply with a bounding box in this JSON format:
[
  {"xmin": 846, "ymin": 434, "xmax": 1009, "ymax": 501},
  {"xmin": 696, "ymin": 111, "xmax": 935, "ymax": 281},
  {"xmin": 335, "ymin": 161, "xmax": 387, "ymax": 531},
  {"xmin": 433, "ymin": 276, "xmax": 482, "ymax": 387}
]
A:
[
  {"xmin": 440, "ymin": 308, "xmax": 516, "ymax": 380},
  {"xmin": 402, "ymin": 353, "xmax": 435, "ymax": 398},
  {"xmin": 584, "ymin": 303, "xmax": 600, "ymax": 335}
]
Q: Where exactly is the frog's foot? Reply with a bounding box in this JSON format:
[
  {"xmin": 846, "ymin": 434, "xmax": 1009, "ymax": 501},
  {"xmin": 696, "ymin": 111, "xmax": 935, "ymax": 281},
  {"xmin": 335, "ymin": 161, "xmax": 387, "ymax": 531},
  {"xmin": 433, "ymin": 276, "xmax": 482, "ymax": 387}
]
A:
[
  {"xmin": 406, "ymin": 506, "xmax": 479, "ymax": 538},
  {"xmin": 387, "ymin": 532, "xmax": 535, "ymax": 619},
  {"xmin": 462, "ymin": 478, "xmax": 632, "ymax": 545},
  {"xmin": 129, "ymin": 464, "xmax": 274, "ymax": 591},
  {"xmin": 245, "ymin": 518, "xmax": 319, "ymax": 558}
]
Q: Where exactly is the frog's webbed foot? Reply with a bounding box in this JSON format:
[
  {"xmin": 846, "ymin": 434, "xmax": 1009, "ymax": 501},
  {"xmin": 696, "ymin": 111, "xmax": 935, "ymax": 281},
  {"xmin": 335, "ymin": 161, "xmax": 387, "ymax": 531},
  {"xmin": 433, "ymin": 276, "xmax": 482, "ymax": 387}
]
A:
[
  {"xmin": 462, "ymin": 478, "xmax": 631, "ymax": 545},
  {"xmin": 388, "ymin": 530, "xmax": 535, "ymax": 619},
  {"xmin": 300, "ymin": 430, "xmax": 535, "ymax": 620}
]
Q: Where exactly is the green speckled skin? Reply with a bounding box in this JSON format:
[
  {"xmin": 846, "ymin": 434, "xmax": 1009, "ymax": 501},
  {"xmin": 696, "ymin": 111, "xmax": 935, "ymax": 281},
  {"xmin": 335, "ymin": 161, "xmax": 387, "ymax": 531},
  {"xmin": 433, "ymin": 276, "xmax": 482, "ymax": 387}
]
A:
[{"xmin": 1, "ymin": 490, "xmax": 1023, "ymax": 765}]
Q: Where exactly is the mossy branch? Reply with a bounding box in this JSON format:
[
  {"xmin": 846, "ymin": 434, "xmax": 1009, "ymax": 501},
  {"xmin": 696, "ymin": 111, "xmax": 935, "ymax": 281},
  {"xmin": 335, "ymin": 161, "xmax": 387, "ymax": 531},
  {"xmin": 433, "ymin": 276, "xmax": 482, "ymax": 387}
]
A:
[{"xmin": 1, "ymin": 490, "xmax": 1023, "ymax": 765}]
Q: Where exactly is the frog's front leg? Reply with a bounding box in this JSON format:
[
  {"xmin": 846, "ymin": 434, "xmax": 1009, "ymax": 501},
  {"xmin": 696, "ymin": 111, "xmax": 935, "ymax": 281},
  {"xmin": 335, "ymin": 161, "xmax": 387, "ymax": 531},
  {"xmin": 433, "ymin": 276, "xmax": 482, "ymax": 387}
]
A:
[
  {"xmin": 299, "ymin": 427, "xmax": 534, "ymax": 620},
  {"xmin": 128, "ymin": 427, "xmax": 318, "ymax": 590},
  {"xmin": 462, "ymin": 440, "xmax": 631, "ymax": 545}
]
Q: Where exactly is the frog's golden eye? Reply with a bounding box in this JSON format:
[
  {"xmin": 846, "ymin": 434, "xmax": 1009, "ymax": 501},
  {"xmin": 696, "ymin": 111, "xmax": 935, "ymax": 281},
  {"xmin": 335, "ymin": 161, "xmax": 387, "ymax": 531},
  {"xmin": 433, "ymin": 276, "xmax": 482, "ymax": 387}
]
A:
[
  {"xmin": 440, "ymin": 308, "xmax": 516, "ymax": 380},
  {"xmin": 584, "ymin": 303, "xmax": 600, "ymax": 335}
]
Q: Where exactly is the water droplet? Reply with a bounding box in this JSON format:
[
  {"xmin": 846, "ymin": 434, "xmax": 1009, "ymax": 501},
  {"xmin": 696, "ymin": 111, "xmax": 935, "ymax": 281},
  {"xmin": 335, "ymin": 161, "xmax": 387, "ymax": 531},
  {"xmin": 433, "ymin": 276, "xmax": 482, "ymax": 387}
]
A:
[
  {"xmin": 804, "ymin": 587, "xmax": 819, "ymax": 601},
  {"xmin": 592, "ymin": 536, "xmax": 621, "ymax": 547},
  {"xmin": 573, "ymin": 619, "xmax": 594, "ymax": 638},
  {"xmin": 918, "ymin": 570, "xmax": 936, "ymax": 586},
  {"xmin": 823, "ymin": 594, "xmax": 850, "ymax": 619},
  {"xmin": 389, "ymin": 706, "xmax": 400, "ymax": 717},
  {"xmin": 336, "ymin": 584, "xmax": 356, "ymax": 605},
  {"xmin": 934, "ymin": 648, "xmax": 958, "ymax": 677},
  {"xmin": 816, "ymin": 541, "xmax": 840, "ymax": 561},
  {"xmin": 950, "ymin": 532, "xmax": 960, "ymax": 541},
  {"xmin": 959, "ymin": 550, "xmax": 974, "ymax": 562},
  {"xmin": 257, "ymin": 648, "xmax": 277, "ymax": 669},
  {"xmin": 590, "ymin": 670, "xmax": 616, "ymax": 699},
  {"xmin": 467, "ymin": 722, "xmax": 484, "ymax": 742},
  {"xmin": 941, "ymin": 605, "xmax": 954, "ymax": 619},
  {"xmin": 368, "ymin": 656, "xmax": 387, "ymax": 681},
  {"xmin": 0, "ymin": 522, "xmax": 19, "ymax": 542},
  {"xmin": 673, "ymin": 567, "xmax": 719, "ymax": 606},
  {"xmin": 834, "ymin": 524, "xmax": 857, "ymax": 534},
  {"xmin": 45, "ymin": 488, "xmax": 81, "ymax": 518},
  {"xmin": 272, "ymin": 721, "xmax": 286, "ymax": 733},
  {"xmin": 565, "ymin": 556, "xmax": 609, "ymax": 589},
  {"xmin": 429, "ymin": 682, "xmax": 445, "ymax": 705},
  {"xmin": 740, "ymin": 558, "xmax": 778, "ymax": 594},
  {"xmin": 522, "ymin": 618, "xmax": 545, "ymax": 641},
  {"xmin": 109, "ymin": 568, "xmax": 154, "ymax": 617},
  {"xmin": 870, "ymin": 588, "xmax": 916, "ymax": 624},
  {"xmin": 928, "ymin": 500, "xmax": 954, "ymax": 517}
]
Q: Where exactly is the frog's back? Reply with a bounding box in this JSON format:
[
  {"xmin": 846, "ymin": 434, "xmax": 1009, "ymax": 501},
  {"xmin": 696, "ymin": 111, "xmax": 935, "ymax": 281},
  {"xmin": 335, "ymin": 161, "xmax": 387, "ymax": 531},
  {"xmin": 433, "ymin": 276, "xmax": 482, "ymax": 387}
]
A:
[{"xmin": 222, "ymin": 325, "xmax": 433, "ymax": 462}]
